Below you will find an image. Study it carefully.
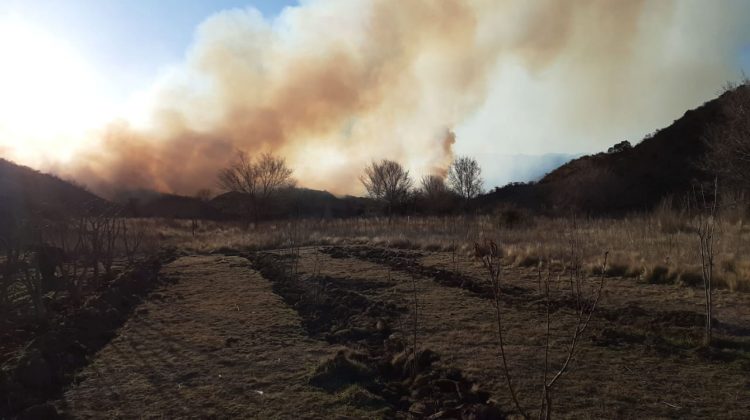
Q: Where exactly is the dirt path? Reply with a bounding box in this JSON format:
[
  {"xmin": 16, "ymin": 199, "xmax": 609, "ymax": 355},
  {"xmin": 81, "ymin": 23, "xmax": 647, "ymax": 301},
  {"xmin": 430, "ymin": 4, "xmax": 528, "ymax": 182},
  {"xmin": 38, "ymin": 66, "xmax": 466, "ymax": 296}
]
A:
[{"xmin": 56, "ymin": 255, "xmax": 368, "ymax": 419}]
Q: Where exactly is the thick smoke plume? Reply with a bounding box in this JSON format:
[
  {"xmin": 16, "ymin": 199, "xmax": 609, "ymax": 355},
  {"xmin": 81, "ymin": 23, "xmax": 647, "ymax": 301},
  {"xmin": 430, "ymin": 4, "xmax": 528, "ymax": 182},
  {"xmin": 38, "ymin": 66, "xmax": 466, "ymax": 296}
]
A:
[
  {"xmin": 57, "ymin": 0, "xmax": 750, "ymax": 196},
  {"xmin": 72, "ymin": 0, "xmax": 501, "ymax": 196}
]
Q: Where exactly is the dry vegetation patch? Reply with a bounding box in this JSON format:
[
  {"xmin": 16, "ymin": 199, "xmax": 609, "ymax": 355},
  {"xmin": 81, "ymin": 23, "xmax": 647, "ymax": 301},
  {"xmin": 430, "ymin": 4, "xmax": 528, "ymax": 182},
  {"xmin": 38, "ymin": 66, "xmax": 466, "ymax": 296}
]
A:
[
  {"xmin": 247, "ymin": 249, "xmax": 503, "ymax": 418},
  {"xmin": 56, "ymin": 255, "xmax": 379, "ymax": 418},
  {"xmin": 154, "ymin": 214, "xmax": 750, "ymax": 293},
  {"xmin": 0, "ymin": 256, "xmax": 165, "ymax": 418},
  {"xmin": 37, "ymin": 212, "xmax": 750, "ymax": 418},
  {"xmin": 300, "ymin": 244, "xmax": 750, "ymax": 418}
]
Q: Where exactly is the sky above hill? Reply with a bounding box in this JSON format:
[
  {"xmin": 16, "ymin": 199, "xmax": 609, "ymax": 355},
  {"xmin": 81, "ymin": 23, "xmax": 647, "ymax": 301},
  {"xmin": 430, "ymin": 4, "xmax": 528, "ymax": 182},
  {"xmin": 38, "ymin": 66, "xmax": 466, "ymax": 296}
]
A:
[
  {"xmin": 0, "ymin": 0, "xmax": 294, "ymax": 103},
  {"xmin": 0, "ymin": 0, "xmax": 749, "ymax": 196}
]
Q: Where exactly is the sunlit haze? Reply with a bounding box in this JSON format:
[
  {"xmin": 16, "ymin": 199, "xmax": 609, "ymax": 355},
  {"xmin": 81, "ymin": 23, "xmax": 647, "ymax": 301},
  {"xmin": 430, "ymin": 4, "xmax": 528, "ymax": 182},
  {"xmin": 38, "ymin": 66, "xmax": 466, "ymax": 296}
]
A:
[{"xmin": 0, "ymin": 17, "xmax": 112, "ymax": 165}]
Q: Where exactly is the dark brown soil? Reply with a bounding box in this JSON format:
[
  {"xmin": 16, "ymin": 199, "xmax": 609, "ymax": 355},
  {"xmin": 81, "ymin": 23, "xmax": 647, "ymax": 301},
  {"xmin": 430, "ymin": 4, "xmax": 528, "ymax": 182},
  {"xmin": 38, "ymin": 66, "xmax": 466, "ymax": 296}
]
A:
[
  {"xmin": 0, "ymin": 256, "xmax": 167, "ymax": 418},
  {"xmin": 329, "ymin": 245, "xmax": 750, "ymax": 361},
  {"xmin": 32, "ymin": 245, "xmax": 750, "ymax": 418},
  {"xmin": 248, "ymin": 251, "xmax": 503, "ymax": 418}
]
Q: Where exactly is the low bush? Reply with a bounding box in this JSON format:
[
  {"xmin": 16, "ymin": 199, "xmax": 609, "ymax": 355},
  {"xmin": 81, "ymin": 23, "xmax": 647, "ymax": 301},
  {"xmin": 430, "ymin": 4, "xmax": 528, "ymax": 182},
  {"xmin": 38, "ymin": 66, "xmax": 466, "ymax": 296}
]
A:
[{"xmin": 645, "ymin": 265, "xmax": 677, "ymax": 284}]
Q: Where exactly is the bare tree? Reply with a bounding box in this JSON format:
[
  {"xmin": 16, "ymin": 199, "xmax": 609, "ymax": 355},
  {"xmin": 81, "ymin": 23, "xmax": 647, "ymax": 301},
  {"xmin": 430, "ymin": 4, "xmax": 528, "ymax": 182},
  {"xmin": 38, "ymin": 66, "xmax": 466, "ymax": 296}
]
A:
[
  {"xmin": 218, "ymin": 151, "xmax": 295, "ymax": 223},
  {"xmin": 360, "ymin": 159, "xmax": 413, "ymax": 217},
  {"xmin": 475, "ymin": 240, "xmax": 527, "ymax": 417},
  {"xmin": 100, "ymin": 208, "xmax": 122, "ymax": 278},
  {"xmin": 420, "ymin": 175, "xmax": 448, "ymax": 198},
  {"xmin": 419, "ymin": 175, "xmax": 455, "ymax": 214},
  {"xmin": 538, "ymin": 252, "xmax": 607, "ymax": 419},
  {"xmin": 81, "ymin": 208, "xmax": 122, "ymax": 284},
  {"xmin": 448, "ymin": 156, "xmax": 483, "ymax": 205},
  {"xmin": 0, "ymin": 218, "xmax": 36, "ymax": 317},
  {"xmin": 19, "ymin": 257, "xmax": 46, "ymax": 321},
  {"xmin": 476, "ymin": 239, "xmax": 608, "ymax": 419},
  {"xmin": 121, "ymin": 219, "xmax": 146, "ymax": 265},
  {"xmin": 689, "ymin": 179, "xmax": 719, "ymax": 345}
]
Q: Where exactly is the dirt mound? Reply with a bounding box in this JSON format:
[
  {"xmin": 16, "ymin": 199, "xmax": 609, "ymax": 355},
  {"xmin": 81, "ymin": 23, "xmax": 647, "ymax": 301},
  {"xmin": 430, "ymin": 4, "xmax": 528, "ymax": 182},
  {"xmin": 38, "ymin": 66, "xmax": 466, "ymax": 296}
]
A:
[
  {"xmin": 309, "ymin": 349, "xmax": 375, "ymax": 391},
  {"xmin": 248, "ymin": 251, "xmax": 504, "ymax": 418},
  {"xmin": 251, "ymin": 253, "xmax": 403, "ymax": 343}
]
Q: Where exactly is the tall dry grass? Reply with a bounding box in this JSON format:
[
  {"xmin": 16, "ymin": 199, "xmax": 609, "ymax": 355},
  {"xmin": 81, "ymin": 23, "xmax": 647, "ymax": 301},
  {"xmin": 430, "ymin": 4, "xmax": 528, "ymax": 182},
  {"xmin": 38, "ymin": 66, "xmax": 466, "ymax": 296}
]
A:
[{"xmin": 145, "ymin": 210, "xmax": 750, "ymax": 292}]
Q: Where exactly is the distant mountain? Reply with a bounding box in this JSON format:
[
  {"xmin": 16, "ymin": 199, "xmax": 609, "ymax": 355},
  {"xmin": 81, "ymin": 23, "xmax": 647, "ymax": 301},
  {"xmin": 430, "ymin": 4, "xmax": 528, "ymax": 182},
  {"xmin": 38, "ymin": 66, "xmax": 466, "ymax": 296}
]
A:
[
  {"xmin": 479, "ymin": 85, "xmax": 750, "ymax": 214},
  {"xmin": 482, "ymin": 153, "xmax": 581, "ymax": 186},
  {"xmin": 0, "ymin": 158, "xmax": 108, "ymax": 221}
]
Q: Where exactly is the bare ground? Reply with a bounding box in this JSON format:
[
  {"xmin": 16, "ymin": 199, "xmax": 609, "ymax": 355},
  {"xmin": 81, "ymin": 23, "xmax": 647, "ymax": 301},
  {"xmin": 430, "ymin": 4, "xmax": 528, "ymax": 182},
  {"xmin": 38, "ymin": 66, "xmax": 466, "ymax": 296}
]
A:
[
  {"xmin": 56, "ymin": 255, "xmax": 374, "ymax": 419},
  {"xmin": 53, "ymin": 247, "xmax": 750, "ymax": 418},
  {"xmin": 310, "ymin": 246, "xmax": 750, "ymax": 418}
]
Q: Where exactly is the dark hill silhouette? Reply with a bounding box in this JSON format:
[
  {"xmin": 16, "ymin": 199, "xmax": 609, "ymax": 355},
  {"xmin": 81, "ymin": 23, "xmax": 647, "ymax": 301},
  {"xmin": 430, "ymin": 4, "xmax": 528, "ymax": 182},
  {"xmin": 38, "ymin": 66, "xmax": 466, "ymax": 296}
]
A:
[
  {"xmin": 115, "ymin": 187, "xmax": 373, "ymax": 221},
  {"xmin": 480, "ymin": 85, "xmax": 750, "ymax": 214},
  {"xmin": 0, "ymin": 158, "xmax": 108, "ymax": 221},
  {"xmin": 118, "ymin": 191, "xmax": 221, "ymax": 219},
  {"xmin": 211, "ymin": 188, "xmax": 373, "ymax": 220}
]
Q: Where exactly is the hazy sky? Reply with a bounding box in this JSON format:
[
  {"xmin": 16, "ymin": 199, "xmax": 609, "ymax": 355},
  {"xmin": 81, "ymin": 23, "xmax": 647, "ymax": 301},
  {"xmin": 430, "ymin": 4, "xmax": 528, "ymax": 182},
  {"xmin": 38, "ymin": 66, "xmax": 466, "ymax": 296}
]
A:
[
  {"xmin": 1, "ymin": 1, "xmax": 749, "ymax": 195},
  {"xmin": 0, "ymin": 0, "xmax": 296, "ymax": 102}
]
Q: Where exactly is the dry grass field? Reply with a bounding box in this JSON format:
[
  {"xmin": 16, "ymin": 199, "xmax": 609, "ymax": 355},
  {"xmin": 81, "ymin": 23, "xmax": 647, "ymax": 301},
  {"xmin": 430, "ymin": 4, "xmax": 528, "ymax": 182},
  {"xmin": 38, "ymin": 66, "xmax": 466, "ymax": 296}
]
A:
[
  {"xmin": 36, "ymin": 213, "xmax": 750, "ymax": 418},
  {"xmin": 154, "ymin": 210, "xmax": 750, "ymax": 292},
  {"xmin": 57, "ymin": 255, "xmax": 377, "ymax": 418},
  {"xmin": 3, "ymin": 2, "xmax": 750, "ymax": 419}
]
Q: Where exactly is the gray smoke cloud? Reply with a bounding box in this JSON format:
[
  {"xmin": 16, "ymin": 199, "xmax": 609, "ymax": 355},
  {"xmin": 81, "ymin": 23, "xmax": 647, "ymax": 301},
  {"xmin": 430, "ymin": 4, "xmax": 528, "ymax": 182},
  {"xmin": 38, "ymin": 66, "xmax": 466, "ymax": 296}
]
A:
[
  {"xmin": 54, "ymin": 0, "xmax": 750, "ymax": 197},
  {"xmin": 458, "ymin": 0, "xmax": 750, "ymax": 188}
]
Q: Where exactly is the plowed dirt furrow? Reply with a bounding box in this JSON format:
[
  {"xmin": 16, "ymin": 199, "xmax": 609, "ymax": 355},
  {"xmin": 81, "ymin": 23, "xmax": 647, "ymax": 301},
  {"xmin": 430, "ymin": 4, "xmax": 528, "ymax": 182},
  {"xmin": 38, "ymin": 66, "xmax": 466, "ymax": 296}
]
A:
[
  {"xmin": 56, "ymin": 255, "xmax": 370, "ymax": 419},
  {"xmin": 308, "ymin": 246, "xmax": 750, "ymax": 418}
]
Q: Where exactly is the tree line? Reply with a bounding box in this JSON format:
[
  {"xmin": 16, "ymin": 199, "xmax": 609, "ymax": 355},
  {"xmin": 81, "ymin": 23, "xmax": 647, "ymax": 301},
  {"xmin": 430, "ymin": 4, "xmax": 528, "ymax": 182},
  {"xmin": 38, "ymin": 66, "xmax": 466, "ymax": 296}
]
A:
[
  {"xmin": 218, "ymin": 151, "xmax": 485, "ymax": 220},
  {"xmin": 360, "ymin": 156, "xmax": 484, "ymax": 216}
]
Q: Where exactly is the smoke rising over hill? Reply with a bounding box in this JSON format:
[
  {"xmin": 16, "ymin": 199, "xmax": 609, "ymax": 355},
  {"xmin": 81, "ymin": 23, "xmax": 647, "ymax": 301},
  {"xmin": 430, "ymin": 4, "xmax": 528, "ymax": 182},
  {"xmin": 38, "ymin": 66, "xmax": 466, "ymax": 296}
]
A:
[{"xmin": 39, "ymin": 0, "xmax": 750, "ymax": 196}]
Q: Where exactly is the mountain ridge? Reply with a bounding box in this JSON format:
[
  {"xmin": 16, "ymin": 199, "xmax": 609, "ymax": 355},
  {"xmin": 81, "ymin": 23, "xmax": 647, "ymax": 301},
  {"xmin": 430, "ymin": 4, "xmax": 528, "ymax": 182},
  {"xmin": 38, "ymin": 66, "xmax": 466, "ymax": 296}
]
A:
[{"xmin": 481, "ymin": 85, "xmax": 750, "ymax": 213}]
